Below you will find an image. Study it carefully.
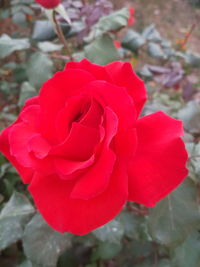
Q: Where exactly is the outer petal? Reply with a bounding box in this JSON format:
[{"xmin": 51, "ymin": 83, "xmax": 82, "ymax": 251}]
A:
[
  {"xmin": 66, "ymin": 59, "xmax": 112, "ymax": 82},
  {"xmin": 29, "ymin": 160, "xmax": 128, "ymax": 235},
  {"xmin": 105, "ymin": 61, "xmax": 147, "ymax": 116},
  {"xmin": 9, "ymin": 123, "xmax": 35, "ymax": 168},
  {"xmin": 0, "ymin": 127, "xmax": 33, "ymax": 184},
  {"xmin": 28, "ymin": 134, "xmax": 51, "ymax": 159},
  {"xmin": 0, "ymin": 99, "xmax": 40, "ymax": 184},
  {"xmin": 128, "ymin": 112, "xmax": 188, "ymax": 207}
]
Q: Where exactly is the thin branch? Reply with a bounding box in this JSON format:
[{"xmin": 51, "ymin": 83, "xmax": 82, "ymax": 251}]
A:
[
  {"xmin": 52, "ymin": 11, "xmax": 74, "ymax": 61},
  {"xmin": 180, "ymin": 22, "xmax": 197, "ymax": 50}
]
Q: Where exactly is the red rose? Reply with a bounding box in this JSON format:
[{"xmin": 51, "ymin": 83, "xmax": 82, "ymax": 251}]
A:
[
  {"xmin": 35, "ymin": 0, "xmax": 60, "ymax": 9},
  {"xmin": 0, "ymin": 59, "xmax": 188, "ymax": 235}
]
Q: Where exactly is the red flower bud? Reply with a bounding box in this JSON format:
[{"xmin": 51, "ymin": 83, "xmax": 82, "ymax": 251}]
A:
[
  {"xmin": 113, "ymin": 40, "xmax": 121, "ymax": 49},
  {"xmin": 128, "ymin": 7, "xmax": 135, "ymax": 26},
  {"xmin": 35, "ymin": 0, "xmax": 60, "ymax": 9}
]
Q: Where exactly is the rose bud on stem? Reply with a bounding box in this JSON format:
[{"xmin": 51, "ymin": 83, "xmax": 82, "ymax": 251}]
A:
[
  {"xmin": 35, "ymin": 0, "xmax": 60, "ymax": 9},
  {"xmin": 35, "ymin": 0, "xmax": 73, "ymax": 60}
]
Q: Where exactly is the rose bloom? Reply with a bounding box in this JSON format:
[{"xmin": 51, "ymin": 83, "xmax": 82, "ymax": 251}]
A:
[
  {"xmin": 0, "ymin": 59, "xmax": 188, "ymax": 235},
  {"xmin": 35, "ymin": 0, "xmax": 60, "ymax": 9}
]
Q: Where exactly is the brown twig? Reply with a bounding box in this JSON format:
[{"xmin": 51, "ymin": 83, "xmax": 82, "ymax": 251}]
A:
[
  {"xmin": 180, "ymin": 22, "xmax": 197, "ymax": 50},
  {"xmin": 52, "ymin": 11, "xmax": 74, "ymax": 61}
]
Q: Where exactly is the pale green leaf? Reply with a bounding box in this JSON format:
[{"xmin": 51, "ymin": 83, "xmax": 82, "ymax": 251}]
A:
[
  {"xmin": 0, "ymin": 34, "xmax": 30, "ymax": 59},
  {"xmin": 93, "ymin": 219, "xmax": 124, "ymax": 244},
  {"xmin": 26, "ymin": 52, "xmax": 53, "ymax": 89},
  {"xmin": 148, "ymin": 180, "xmax": 200, "ymax": 247},
  {"xmin": 0, "ymin": 192, "xmax": 35, "ymax": 250},
  {"xmin": 84, "ymin": 34, "xmax": 119, "ymax": 65},
  {"xmin": 23, "ymin": 213, "xmax": 71, "ymax": 267}
]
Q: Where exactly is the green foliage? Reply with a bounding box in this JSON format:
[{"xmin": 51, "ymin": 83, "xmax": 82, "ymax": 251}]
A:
[
  {"xmin": 170, "ymin": 232, "xmax": 200, "ymax": 267},
  {"xmin": 87, "ymin": 8, "xmax": 129, "ymax": 41},
  {"xmin": 23, "ymin": 214, "xmax": 72, "ymax": 267},
  {"xmin": 84, "ymin": 34, "xmax": 119, "ymax": 65},
  {"xmin": 148, "ymin": 180, "xmax": 200, "ymax": 247},
  {"xmin": 0, "ymin": 192, "xmax": 34, "ymax": 250},
  {"xmin": 26, "ymin": 52, "xmax": 53, "ymax": 89},
  {"xmin": 18, "ymin": 82, "xmax": 37, "ymax": 107},
  {"xmin": 0, "ymin": 34, "xmax": 30, "ymax": 59},
  {"xmin": 178, "ymin": 101, "xmax": 200, "ymax": 134},
  {"xmin": 122, "ymin": 30, "xmax": 146, "ymax": 52},
  {"xmin": 93, "ymin": 219, "xmax": 124, "ymax": 244}
]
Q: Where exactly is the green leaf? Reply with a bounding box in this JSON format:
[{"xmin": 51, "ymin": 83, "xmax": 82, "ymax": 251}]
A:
[
  {"xmin": 93, "ymin": 242, "xmax": 122, "ymax": 260},
  {"xmin": 178, "ymin": 101, "xmax": 200, "ymax": 134},
  {"xmin": 84, "ymin": 34, "xmax": 120, "ymax": 65},
  {"xmin": 171, "ymin": 232, "xmax": 200, "ymax": 267},
  {"xmin": 18, "ymin": 260, "xmax": 33, "ymax": 267},
  {"xmin": 186, "ymin": 142, "xmax": 200, "ymax": 181},
  {"xmin": 26, "ymin": 52, "xmax": 53, "ymax": 89},
  {"xmin": 147, "ymin": 42, "xmax": 166, "ymax": 59},
  {"xmin": 93, "ymin": 219, "xmax": 124, "ymax": 244},
  {"xmin": 0, "ymin": 34, "xmax": 30, "ymax": 59},
  {"xmin": 122, "ymin": 30, "xmax": 146, "ymax": 52},
  {"xmin": 118, "ymin": 211, "xmax": 148, "ymax": 240},
  {"xmin": 87, "ymin": 8, "xmax": 129, "ymax": 41},
  {"xmin": 185, "ymin": 51, "xmax": 200, "ymax": 68},
  {"xmin": 142, "ymin": 24, "xmax": 162, "ymax": 42},
  {"xmin": 148, "ymin": 180, "xmax": 200, "ymax": 247},
  {"xmin": 32, "ymin": 20, "xmax": 71, "ymax": 41},
  {"xmin": 37, "ymin": 42, "xmax": 63, "ymax": 53},
  {"xmin": 18, "ymin": 82, "xmax": 37, "ymax": 107},
  {"xmin": 0, "ymin": 192, "xmax": 35, "ymax": 250},
  {"xmin": 23, "ymin": 213, "xmax": 71, "ymax": 267}
]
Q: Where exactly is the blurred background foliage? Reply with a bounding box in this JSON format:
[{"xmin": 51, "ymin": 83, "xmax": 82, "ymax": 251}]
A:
[{"xmin": 0, "ymin": 0, "xmax": 200, "ymax": 266}]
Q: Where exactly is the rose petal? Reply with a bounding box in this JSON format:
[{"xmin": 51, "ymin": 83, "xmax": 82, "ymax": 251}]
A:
[
  {"xmin": 128, "ymin": 112, "xmax": 188, "ymax": 206},
  {"xmin": 66, "ymin": 58, "xmax": 112, "ymax": 82},
  {"xmin": 105, "ymin": 61, "xmax": 147, "ymax": 116},
  {"xmin": 51, "ymin": 122, "xmax": 100, "ymax": 161},
  {"xmin": 71, "ymin": 107, "xmax": 118, "ymax": 200},
  {"xmin": 20, "ymin": 105, "xmax": 40, "ymax": 130},
  {"xmin": 28, "ymin": 160, "xmax": 128, "ymax": 235},
  {"xmin": 56, "ymin": 96, "xmax": 103, "ymax": 142},
  {"xmin": 115, "ymin": 128, "xmax": 138, "ymax": 160},
  {"xmin": 7, "ymin": 120, "xmax": 54, "ymax": 175},
  {"xmin": 82, "ymin": 80, "xmax": 137, "ymax": 129},
  {"xmin": 24, "ymin": 96, "xmax": 39, "ymax": 106},
  {"xmin": 55, "ymin": 155, "xmax": 95, "ymax": 178},
  {"xmin": 28, "ymin": 134, "xmax": 51, "ymax": 159},
  {"xmin": 80, "ymin": 98, "xmax": 103, "ymax": 128},
  {"xmin": 0, "ymin": 127, "xmax": 33, "ymax": 184},
  {"xmin": 39, "ymin": 69, "xmax": 95, "ymax": 142},
  {"xmin": 9, "ymin": 122, "xmax": 35, "ymax": 168}
]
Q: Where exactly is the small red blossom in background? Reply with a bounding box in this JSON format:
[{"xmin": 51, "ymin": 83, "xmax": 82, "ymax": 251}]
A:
[
  {"xmin": 35, "ymin": 0, "xmax": 60, "ymax": 9},
  {"xmin": 0, "ymin": 59, "xmax": 188, "ymax": 235},
  {"xmin": 128, "ymin": 7, "xmax": 135, "ymax": 26},
  {"xmin": 113, "ymin": 40, "xmax": 122, "ymax": 49}
]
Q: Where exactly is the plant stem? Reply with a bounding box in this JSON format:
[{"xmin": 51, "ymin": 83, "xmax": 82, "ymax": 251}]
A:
[
  {"xmin": 180, "ymin": 22, "xmax": 196, "ymax": 50},
  {"xmin": 52, "ymin": 11, "xmax": 74, "ymax": 61}
]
